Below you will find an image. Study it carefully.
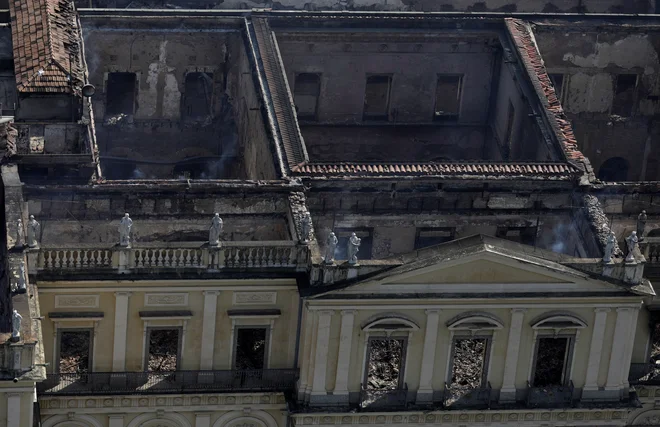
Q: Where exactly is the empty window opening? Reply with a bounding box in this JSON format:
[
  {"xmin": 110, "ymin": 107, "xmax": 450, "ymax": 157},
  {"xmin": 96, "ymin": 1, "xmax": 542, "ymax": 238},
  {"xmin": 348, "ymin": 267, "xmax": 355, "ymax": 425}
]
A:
[
  {"xmin": 182, "ymin": 72, "xmax": 213, "ymax": 120},
  {"xmin": 612, "ymin": 74, "xmax": 638, "ymax": 116},
  {"xmin": 598, "ymin": 157, "xmax": 629, "ymax": 181},
  {"xmin": 496, "ymin": 226, "xmax": 536, "ymax": 246},
  {"xmin": 434, "ymin": 75, "xmax": 462, "ymax": 121},
  {"xmin": 363, "ymin": 75, "xmax": 392, "ymax": 121},
  {"xmin": 105, "ymin": 72, "xmax": 137, "ymax": 116},
  {"xmin": 234, "ymin": 327, "xmax": 268, "ymax": 370},
  {"xmin": 532, "ymin": 337, "xmax": 571, "ymax": 387},
  {"xmin": 504, "ymin": 101, "xmax": 515, "ymax": 157},
  {"xmin": 294, "ymin": 73, "xmax": 321, "ymax": 120},
  {"xmin": 364, "ymin": 337, "xmax": 406, "ymax": 390},
  {"xmin": 58, "ymin": 329, "xmax": 92, "ymax": 374},
  {"xmin": 415, "ymin": 227, "xmax": 456, "ymax": 249},
  {"xmin": 446, "ymin": 338, "xmax": 489, "ymax": 405},
  {"xmin": 335, "ymin": 228, "xmax": 373, "ymax": 260},
  {"xmin": 147, "ymin": 328, "xmax": 180, "ymax": 372},
  {"xmin": 548, "ymin": 74, "xmax": 565, "ymax": 102}
]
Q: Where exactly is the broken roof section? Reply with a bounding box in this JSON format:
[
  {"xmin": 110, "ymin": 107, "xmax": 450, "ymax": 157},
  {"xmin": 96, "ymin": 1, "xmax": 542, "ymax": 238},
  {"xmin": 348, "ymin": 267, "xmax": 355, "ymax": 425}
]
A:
[
  {"xmin": 9, "ymin": 0, "xmax": 84, "ymax": 95},
  {"xmin": 254, "ymin": 12, "xmax": 588, "ymax": 181}
]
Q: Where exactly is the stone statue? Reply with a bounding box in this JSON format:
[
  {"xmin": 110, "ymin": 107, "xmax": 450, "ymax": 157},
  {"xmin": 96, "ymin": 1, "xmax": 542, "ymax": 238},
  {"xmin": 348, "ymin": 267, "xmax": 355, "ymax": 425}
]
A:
[
  {"xmin": 15, "ymin": 218, "xmax": 24, "ymax": 248},
  {"xmin": 16, "ymin": 260, "xmax": 26, "ymax": 294},
  {"xmin": 118, "ymin": 213, "xmax": 133, "ymax": 247},
  {"xmin": 209, "ymin": 213, "xmax": 223, "ymax": 246},
  {"xmin": 11, "ymin": 309, "xmax": 21, "ymax": 341},
  {"xmin": 300, "ymin": 213, "xmax": 312, "ymax": 243},
  {"xmin": 324, "ymin": 232, "xmax": 338, "ymax": 264},
  {"xmin": 626, "ymin": 231, "xmax": 639, "ymax": 263},
  {"xmin": 638, "ymin": 210, "xmax": 648, "ymax": 241},
  {"xmin": 27, "ymin": 215, "xmax": 40, "ymax": 248},
  {"xmin": 603, "ymin": 232, "xmax": 616, "ymax": 264},
  {"xmin": 347, "ymin": 232, "xmax": 361, "ymax": 265}
]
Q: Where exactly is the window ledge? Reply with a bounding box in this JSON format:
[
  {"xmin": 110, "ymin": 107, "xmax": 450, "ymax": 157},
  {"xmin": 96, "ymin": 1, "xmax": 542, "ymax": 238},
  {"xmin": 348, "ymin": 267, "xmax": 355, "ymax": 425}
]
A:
[{"xmin": 139, "ymin": 310, "xmax": 193, "ymax": 320}]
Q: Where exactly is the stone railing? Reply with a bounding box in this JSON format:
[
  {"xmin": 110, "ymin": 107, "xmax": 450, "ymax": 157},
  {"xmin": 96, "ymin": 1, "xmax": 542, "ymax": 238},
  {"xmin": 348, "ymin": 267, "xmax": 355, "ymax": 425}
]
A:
[{"xmin": 33, "ymin": 241, "xmax": 309, "ymax": 273}]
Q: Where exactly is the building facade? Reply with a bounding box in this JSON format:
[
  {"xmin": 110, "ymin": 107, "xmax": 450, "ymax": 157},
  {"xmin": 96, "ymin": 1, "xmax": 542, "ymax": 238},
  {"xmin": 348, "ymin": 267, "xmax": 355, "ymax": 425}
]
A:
[{"xmin": 1, "ymin": 1, "xmax": 660, "ymax": 427}]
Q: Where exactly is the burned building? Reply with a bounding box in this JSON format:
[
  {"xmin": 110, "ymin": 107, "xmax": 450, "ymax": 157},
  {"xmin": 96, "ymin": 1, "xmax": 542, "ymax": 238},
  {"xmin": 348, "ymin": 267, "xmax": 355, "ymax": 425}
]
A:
[{"xmin": 0, "ymin": 1, "xmax": 660, "ymax": 427}]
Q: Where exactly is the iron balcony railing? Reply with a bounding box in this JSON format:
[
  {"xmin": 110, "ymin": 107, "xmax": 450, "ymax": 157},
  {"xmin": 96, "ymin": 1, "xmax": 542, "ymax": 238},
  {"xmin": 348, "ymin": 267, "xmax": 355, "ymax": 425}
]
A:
[
  {"xmin": 359, "ymin": 383, "xmax": 408, "ymax": 410},
  {"xmin": 443, "ymin": 382, "xmax": 492, "ymax": 409},
  {"xmin": 37, "ymin": 369, "xmax": 298, "ymax": 396},
  {"xmin": 526, "ymin": 381, "xmax": 574, "ymax": 408}
]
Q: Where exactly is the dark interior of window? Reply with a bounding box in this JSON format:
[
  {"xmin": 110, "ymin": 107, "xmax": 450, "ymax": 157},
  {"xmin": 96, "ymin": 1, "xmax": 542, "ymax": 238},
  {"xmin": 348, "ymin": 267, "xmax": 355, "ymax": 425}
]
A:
[
  {"xmin": 434, "ymin": 75, "xmax": 462, "ymax": 121},
  {"xmin": 147, "ymin": 328, "xmax": 180, "ymax": 372},
  {"xmin": 533, "ymin": 337, "xmax": 569, "ymax": 387},
  {"xmin": 183, "ymin": 72, "xmax": 213, "ymax": 120},
  {"xmin": 363, "ymin": 75, "xmax": 391, "ymax": 120},
  {"xmin": 612, "ymin": 74, "xmax": 637, "ymax": 116},
  {"xmin": 105, "ymin": 72, "xmax": 137, "ymax": 116},
  {"xmin": 548, "ymin": 74, "xmax": 564, "ymax": 100},
  {"xmin": 335, "ymin": 228, "xmax": 373, "ymax": 260},
  {"xmin": 294, "ymin": 73, "xmax": 321, "ymax": 120},
  {"xmin": 415, "ymin": 227, "xmax": 456, "ymax": 249},
  {"xmin": 59, "ymin": 330, "xmax": 92, "ymax": 374},
  {"xmin": 598, "ymin": 157, "xmax": 629, "ymax": 181},
  {"xmin": 365, "ymin": 338, "xmax": 405, "ymax": 390},
  {"xmin": 234, "ymin": 327, "xmax": 267, "ymax": 370}
]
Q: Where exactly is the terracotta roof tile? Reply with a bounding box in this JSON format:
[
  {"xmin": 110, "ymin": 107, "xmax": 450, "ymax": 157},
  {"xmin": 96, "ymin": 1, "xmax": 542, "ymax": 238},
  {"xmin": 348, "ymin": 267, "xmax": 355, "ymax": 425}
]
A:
[{"xmin": 9, "ymin": 0, "xmax": 84, "ymax": 94}]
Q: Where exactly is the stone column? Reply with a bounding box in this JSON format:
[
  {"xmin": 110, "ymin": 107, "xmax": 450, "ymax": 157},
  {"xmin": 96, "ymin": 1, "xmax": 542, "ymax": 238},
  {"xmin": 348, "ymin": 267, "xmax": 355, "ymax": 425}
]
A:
[
  {"xmin": 6, "ymin": 393, "xmax": 20, "ymax": 427},
  {"xmin": 606, "ymin": 308, "xmax": 635, "ymax": 395},
  {"xmin": 333, "ymin": 310, "xmax": 356, "ymax": 401},
  {"xmin": 500, "ymin": 308, "xmax": 526, "ymax": 402},
  {"xmin": 621, "ymin": 307, "xmax": 640, "ymax": 389},
  {"xmin": 112, "ymin": 292, "xmax": 131, "ymax": 372},
  {"xmin": 310, "ymin": 310, "xmax": 334, "ymax": 402},
  {"xmin": 582, "ymin": 308, "xmax": 610, "ymax": 398},
  {"xmin": 416, "ymin": 309, "xmax": 441, "ymax": 404},
  {"xmin": 109, "ymin": 414, "xmax": 125, "ymax": 427},
  {"xmin": 195, "ymin": 413, "xmax": 211, "ymax": 427},
  {"xmin": 200, "ymin": 291, "xmax": 219, "ymax": 370}
]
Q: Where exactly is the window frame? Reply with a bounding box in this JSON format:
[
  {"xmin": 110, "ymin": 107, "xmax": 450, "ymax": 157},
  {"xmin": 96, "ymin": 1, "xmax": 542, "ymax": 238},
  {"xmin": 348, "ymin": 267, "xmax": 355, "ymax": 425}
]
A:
[
  {"xmin": 362, "ymin": 335, "xmax": 409, "ymax": 391},
  {"xmin": 144, "ymin": 326, "xmax": 184, "ymax": 373},
  {"xmin": 104, "ymin": 71, "xmax": 138, "ymax": 116},
  {"xmin": 362, "ymin": 74, "xmax": 393, "ymax": 121},
  {"xmin": 446, "ymin": 334, "xmax": 493, "ymax": 389},
  {"xmin": 293, "ymin": 72, "xmax": 322, "ymax": 121},
  {"xmin": 529, "ymin": 334, "xmax": 576, "ymax": 387},
  {"xmin": 181, "ymin": 71, "xmax": 214, "ymax": 121},
  {"xmin": 232, "ymin": 325, "xmax": 271, "ymax": 370},
  {"xmin": 55, "ymin": 327, "xmax": 94, "ymax": 374},
  {"xmin": 612, "ymin": 73, "xmax": 639, "ymax": 117},
  {"xmin": 433, "ymin": 74, "xmax": 463, "ymax": 122}
]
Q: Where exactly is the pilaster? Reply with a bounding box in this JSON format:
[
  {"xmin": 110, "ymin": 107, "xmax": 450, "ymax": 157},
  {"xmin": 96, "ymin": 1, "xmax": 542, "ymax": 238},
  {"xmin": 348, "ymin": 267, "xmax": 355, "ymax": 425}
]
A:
[
  {"xmin": 310, "ymin": 310, "xmax": 334, "ymax": 402},
  {"xmin": 200, "ymin": 291, "xmax": 219, "ymax": 370},
  {"xmin": 583, "ymin": 308, "xmax": 610, "ymax": 398},
  {"xmin": 112, "ymin": 292, "xmax": 131, "ymax": 372},
  {"xmin": 195, "ymin": 413, "xmax": 212, "ymax": 427},
  {"xmin": 416, "ymin": 309, "xmax": 441, "ymax": 404},
  {"xmin": 7, "ymin": 393, "xmax": 20, "ymax": 427},
  {"xmin": 500, "ymin": 308, "xmax": 526, "ymax": 402},
  {"xmin": 109, "ymin": 414, "xmax": 125, "ymax": 427},
  {"xmin": 606, "ymin": 308, "xmax": 635, "ymax": 395},
  {"xmin": 333, "ymin": 310, "xmax": 356, "ymax": 400}
]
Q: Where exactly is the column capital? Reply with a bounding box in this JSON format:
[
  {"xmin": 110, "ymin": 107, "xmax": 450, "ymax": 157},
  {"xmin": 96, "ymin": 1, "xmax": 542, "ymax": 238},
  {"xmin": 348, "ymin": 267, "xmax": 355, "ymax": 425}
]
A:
[
  {"xmin": 594, "ymin": 307, "xmax": 612, "ymax": 313},
  {"xmin": 511, "ymin": 308, "xmax": 527, "ymax": 314},
  {"xmin": 340, "ymin": 309, "xmax": 357, "ymax": 316},
  {"xmin": 114, "ymin": 291, "xmax": 132, "ymax": 297},
  {"xmin": 318, "ymin": 309, "xmax": 335, "ymax": 317},
  {"xmin": 203, "ymin": 290, "xmax": 220, "ymax": 296},
  {"xmin": 425, "ymin": 309, "xmax": 441, "ymax": 315},
  {"xmin": 616, "ymin": 307, "xmax": 634, "ymax": 313},
  {"xmin": 108, "ymin": 415, "xmax": 126, "ymax": 420}
]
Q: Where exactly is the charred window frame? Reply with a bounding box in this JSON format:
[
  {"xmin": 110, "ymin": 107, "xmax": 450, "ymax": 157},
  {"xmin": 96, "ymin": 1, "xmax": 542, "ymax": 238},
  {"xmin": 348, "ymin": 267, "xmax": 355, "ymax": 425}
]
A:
[
  {"xmin": 182, "ymin": 72, "xmax": 214, "ymax": 120},
  {"xmin": 56, "ymin": 328, "xmax": 93, "ymax": 374},
  {"xmin": 612, "ymin": 74, "xmax": 638, "ymax": 117},
  {"xmin": 548, "ymin": 73, "xmax": 567, "ymax": 104},
  {"xmin": 335, "ymin": 228, "xmax": 373, "ymax": 260},
  {"xmin": 233, "ymin": 326, "xmax": 270, "ymax": 370},
  {"xmin": 363, "ymin": 74, "xmax": 392, "ymax": 121},
  {"xmin": 414, "ymin": 227, "xmax": 456, "ymax": 249},
  {"xmin": 496, "ymin": 226, "xmax": 536, "ymax": 246},
  {"xmin": 144, "ymin": 327, "xmax": 182, "ymax": 373},
  {"xmin": 363, "ymin": 336, "xmax": 408, "ymax": 391},
  {"xmin": 530, "ymin": 335, "xmax": 575, "ymax": 387},
  {"xmin": 105, "ymin": 72, "xmax": 137, "ymax": 116},
  {"xmin": 447, "ymin": 335, "xmax": 492, "ymax": 389},
  {"xmin": 294, "ymin": 73, "xmax": 321, "ymax": 121},
  {"xmin": 434, "ymin": 75, "xmax": 463, "ymax": 122}
]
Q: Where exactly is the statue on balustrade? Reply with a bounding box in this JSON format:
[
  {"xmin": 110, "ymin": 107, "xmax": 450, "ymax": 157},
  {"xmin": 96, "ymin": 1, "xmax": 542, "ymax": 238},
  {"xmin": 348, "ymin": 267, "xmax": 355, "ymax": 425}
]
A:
[
  {"xmin": 118, "ymin": 213, "xmax": 133, "ymax": 247},
  {"xmin": 626, "ymin": 231, "xmax": 639, "ymax": 263},
  {"xmin": 15, "ymin": 218, "xmax": 24, "ymax": 248},
  {"xmin": 300, "ymin": 213, "xmax": 312, "ymax": 243},
  {"xmin": 324, "ymin": 232, "xmax": 338, "ymax": 264},
  {"xmin": 347, "ymin": 232, "xmax": 361, "ymax": 265},
  {"xmin": 637, "ymin": 210, "xmax": 648, "ymax": 241},
  {"xmin": 209, "ymin": 213, "xmax": 223, "ymax": 247},
  {"xmin": 27, "ymin": 215, "xmax": 40, "ymax": 248},
  {"xmin": 16, "ymin": 260, "xmax": 26, "ymax": 294},
  {"xmin": 11, "ymin": 309, "xmax": 21, "ymax": 342},
  {"xmin": 603, "ymin": 232, "xmax": 616, "ymax": 264}
]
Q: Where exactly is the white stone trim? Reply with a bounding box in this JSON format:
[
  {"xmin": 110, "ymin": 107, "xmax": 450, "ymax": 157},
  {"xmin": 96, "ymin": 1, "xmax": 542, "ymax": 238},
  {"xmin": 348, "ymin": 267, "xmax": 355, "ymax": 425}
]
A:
[
  {"xmin": 233, "ymin": 291, "xmax": 277, "ymax": 305},
  {"xmin": 333, "ymin": 310, "xmax": 356, "ymax": 395},
  {"xmin": 112, "ymin": 292, "xmax": 131, "ymax": 372},
  {"xmin": 501, "ymin": 308, "xmax": 526, "ymax": 395},
  {"xmin": 125, "ymin": 412, "xmax": 192, "ymax": 427},
  {"xmin": 311, "ymin": 310, "xmax": 334, "ymax": 395},
  {"xmin": 211, "ymin": 410, "xmax": 278, "ymax": 427},
  {"xmin": 200, "ymin": 291, "xmax": 219, "ymax": 370},
  {"xmin": 42, "ymin": 414, "xmax": 104, "ymax": 427},
  {"xmin": 55, "ymin": 295, "xmax": 99, "ymax": 308},
  {"xmin": 141, "ymin": 319, "xmax": 188, "ymax": 371},
  {"xmin": 307, "ymin": 302, "xmax": 642, "ymax": 310},
  {"xmin": 584, "ymin": 308, "xmax": 610, "ymax": 391},
  {"xmin": 228, "ymin": 318, "xmax": 276, "ymax": 370},
  {"xmin": 417, "ymin": 309, "xmax": 440, "ymax": 397},
  {"xmin": 606, "ymin": 307, "xmax": 636, "ymax": 391},
  {"xmin": 144, "ymin": 293, "xmax": 189, "ymax": 307},
  {"xmin": 7, "ymin": 393, "xmax": 20, "ymax": 427},
  {"xmin": 52, "ymin": 320, "xmax": 100, "ymax": 373}
]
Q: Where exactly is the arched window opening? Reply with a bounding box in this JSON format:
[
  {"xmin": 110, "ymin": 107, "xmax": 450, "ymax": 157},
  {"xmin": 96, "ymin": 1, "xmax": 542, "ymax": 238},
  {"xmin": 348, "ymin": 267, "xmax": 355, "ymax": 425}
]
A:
[{"xmin": 598, "ymin": 157, "xmax": 629, "ymax": 181}]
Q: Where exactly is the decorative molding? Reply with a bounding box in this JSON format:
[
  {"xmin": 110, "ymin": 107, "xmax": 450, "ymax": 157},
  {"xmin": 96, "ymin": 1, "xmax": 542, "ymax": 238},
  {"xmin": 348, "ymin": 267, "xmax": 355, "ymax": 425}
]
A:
[
  {"xmin": 233, "ymin": 292, "xmax": 277, "ymax": 306},
  {"xmin": 55, "ymin": 295, "xmax": 99, "ymax": 309},
  {"xmin": 145, "ymin": 293, "xmax": 188, "ymax": 307}
]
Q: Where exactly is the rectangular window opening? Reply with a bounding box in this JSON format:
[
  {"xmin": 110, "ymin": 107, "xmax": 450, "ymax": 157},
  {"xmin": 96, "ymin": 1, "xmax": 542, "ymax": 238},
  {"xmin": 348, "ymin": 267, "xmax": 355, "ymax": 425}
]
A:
[
  {"xmin": 548, "ymin": 74, "xmax": 565, "ymax": 102},
  {"xmin": 234, "ymin": 327, "xmax": 268, "ymax": 370},
  {"xmin": 335, "ymin": 228, "xmax": 373, "ymax": 260},
  {"xmin": 182, "ymin": 72, "xmax": 213, "ymax": 120},
  {"xmin": 105, "ymin": 72, "xmax": 137, "ymax": 116},
  {"xmin": 612, "ymin": 74, "xmax": 638, "ymax": 116},
  {"xmin": 496, "ymin": 226, "xmax": 536, "ymax": 246},
  {"xmin": 147, "ymin": 328, "xmax": 180, "ymax": 372},
  {"xmin": 532, "ymin": 337, "xmax": 570, "ymax": 387},
  {"xmin": 434, "ymin": 75, "xmax": 462, "ymax": 121},
  {"xmin": 363, "ymin": 75, "xmax": 391, "ymax": 121},
  {"xmin": 58, "ymin": 329, "xmax": 92, "ymax": 374},
  {"xmin": 415, "ymin": 227, "xmax": 456, "ymax": 249},
  {"xmin": 294, "ymin": 73, "xmax": 321, "ymax": 120},
  {"xmin": 365, "ymin": 337, "xmax": 406, "ymax": 390}
]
